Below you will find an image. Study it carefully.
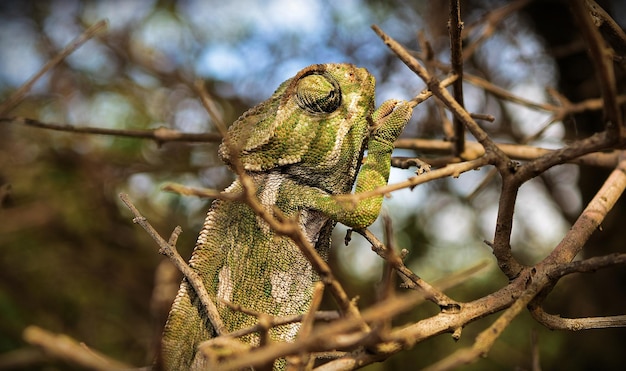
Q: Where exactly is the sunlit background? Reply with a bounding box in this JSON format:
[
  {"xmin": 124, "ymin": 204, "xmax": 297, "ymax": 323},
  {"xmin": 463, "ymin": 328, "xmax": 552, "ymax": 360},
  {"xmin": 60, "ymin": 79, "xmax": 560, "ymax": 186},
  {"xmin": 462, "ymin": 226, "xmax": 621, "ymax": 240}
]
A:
[{"xmin": 2, "ymin": 0, "xmax": 626, "ymax": 370}]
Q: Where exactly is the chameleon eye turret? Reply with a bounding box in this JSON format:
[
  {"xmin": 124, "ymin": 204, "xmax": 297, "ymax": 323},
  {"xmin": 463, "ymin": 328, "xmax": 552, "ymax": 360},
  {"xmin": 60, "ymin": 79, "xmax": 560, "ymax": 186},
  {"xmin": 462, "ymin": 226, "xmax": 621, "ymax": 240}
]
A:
[{"xmin": 295, "ymin": 73, "xmax": 342, "ymax": 114}]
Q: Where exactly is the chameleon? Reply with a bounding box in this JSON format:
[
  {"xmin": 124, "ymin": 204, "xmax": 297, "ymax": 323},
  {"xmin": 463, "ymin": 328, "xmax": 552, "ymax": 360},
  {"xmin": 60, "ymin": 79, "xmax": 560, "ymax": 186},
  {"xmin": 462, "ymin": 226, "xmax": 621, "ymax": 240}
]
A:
[{"xmin": 160, "ymin": 63, "xmax": 412, "ymax": 370}]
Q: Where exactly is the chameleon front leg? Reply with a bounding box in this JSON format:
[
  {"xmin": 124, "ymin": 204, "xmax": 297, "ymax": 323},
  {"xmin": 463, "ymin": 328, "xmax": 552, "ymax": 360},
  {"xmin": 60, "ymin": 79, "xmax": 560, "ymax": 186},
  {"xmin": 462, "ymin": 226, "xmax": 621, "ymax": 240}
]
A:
[{"xmin": 309, "ymin": 100, "xmax": 412, "ymax": 229}]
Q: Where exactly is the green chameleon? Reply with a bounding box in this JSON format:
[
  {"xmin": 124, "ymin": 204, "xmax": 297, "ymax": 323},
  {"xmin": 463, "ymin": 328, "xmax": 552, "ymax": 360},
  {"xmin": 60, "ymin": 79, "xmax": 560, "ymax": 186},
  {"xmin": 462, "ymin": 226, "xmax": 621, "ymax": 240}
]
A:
[{"xmin": 161, "ymin": 63, "xmax": 412, "ymax": 369}]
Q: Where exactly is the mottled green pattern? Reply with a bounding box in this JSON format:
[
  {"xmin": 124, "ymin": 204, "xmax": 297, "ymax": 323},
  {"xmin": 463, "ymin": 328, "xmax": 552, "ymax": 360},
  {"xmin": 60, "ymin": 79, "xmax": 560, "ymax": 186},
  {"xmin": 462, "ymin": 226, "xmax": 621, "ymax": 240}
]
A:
[{"xmin": 161, "ymin": 64, "xmax": 411, "ymax": 370}]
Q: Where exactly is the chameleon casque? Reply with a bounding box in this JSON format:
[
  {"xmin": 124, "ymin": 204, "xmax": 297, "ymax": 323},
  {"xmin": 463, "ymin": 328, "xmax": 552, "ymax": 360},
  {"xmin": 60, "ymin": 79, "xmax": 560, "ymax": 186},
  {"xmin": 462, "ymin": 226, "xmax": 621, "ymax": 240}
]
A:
[{"xmin": 161, "ymin": 63, "xmax": 412, "ymax": 369}]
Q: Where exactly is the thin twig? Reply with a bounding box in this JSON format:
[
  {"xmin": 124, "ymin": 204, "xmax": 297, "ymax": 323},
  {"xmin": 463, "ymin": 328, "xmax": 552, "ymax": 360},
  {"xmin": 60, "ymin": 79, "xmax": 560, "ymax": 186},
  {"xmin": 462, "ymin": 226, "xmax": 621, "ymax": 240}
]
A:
[
  {"xmin": 194, "ymin": 79, "xmax": 229, "ymax": 137},
  {"xmin": 571, "ymin": 0, "xmax": 624, "ymax": 134},
  {"xmin": 23, "ymin": 326, "xmax": 132, "ymax": 370},
  {"xmin": 0, "ymin": 20, "xmax": 108, "ymax": 116},
  {"xmin": 162, "ymin": 183, "xmax": 238, "ymax": 200},
  {"xmin": 339, "ymin": 156, "xmax": 490, "ymax": 204},
  {"xmin": 544, "ymin": 156, "xmax": 626, "ymax": 264},
  {"xmin": 548, "ymin": 252, "xmax": 626, "ymax": 278},
  {"xmin": 1, "ymin": 117, "xmax": 221, "ymax": 143},
  {"xmin": 218, "ymin": 293, "xmax": 425, "ymax": 371},
  {"xmin": 221, "ymin": 311, "xmax": 340, "ymax": 340},
  {"xmin": 372, "ymin": 25, "xmax": 510, "ymax": 169},
  {"xmin": 530, "ymin": 306, "xmax": 626, "ymax": 331},
  {"xmin": 417, "ymin": 32, "xmax": 455, "ymax": 142},
  {"xmin": 357, "ymin": 229, "xmax": 459, "ymax": 310},
  {"xmin": 448, "ymin": 0, "xmax": 466, "ymax": 156},
  {"xmin": 409, "ymin": 74, "xmax": 458, "ymax": 108},
  {"xmin": 584, "ymin": 0, "xmax": 626, "ymax": 54},
  {"xmin": 531, "ymin": 330, "xmax": 541, "ymax": 371},
  {"xmin": 287, "ymin": 282, "xmax": 326, "ymax": 370},
  {"xmin": 462, "ymin": 0, "xmax": 533, "ymax": 61},
  {"xmin": 119, "ymin": 193, "xmax": 226, "ymax": 336}
]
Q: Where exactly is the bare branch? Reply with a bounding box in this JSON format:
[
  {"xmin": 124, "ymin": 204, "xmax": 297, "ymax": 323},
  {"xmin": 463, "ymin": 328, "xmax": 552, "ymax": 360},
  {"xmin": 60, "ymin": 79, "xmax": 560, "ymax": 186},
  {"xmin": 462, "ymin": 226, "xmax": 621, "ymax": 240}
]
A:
[
  {"xmin": 1, "ymin": 117, "xmax": 221, "ymax": 143},
  {"xmin": 357, "ymin": 228, "xmax": 459, "ymax": 310},
  {"xmin": 448, "ymin": 0, "xmax": 466, "ymax": 156},
  {"xmin": 570, "ymin": 0, "xmax": 624, "ymax": 134},
  {"xmin": 545, "ymin": 156, "xmax": 626, "ymax": 265},
  {"xmin": 549, "ymin": 252, "xmax": 626, "ymax": 278},
  {"xmin": 409, "ymin": 74, "xmax": 458, "ymax": 108},
  {"xmin": 23, "ymin": 326, "xmax": 133, "ymax": 370},
  {"xmin": 530, "ymin": 307, "xmax": 626, "ymax": 331},
  {"xmin": 162, "ymin": 183, "xmax": 237, "ymax": 200},
  {"xmin": 194, "ymin": 79, "xmax": 229, "ymax": 137},
  {"xmin": 341, "ymin": 156, "xmax": 490, "ymax": 206},
  {"xmin": 462, "ymin": 0, "xmax": 533, "ymax": 60},
  {"xmin": 119, "ymin": 193, "xmax": 226, "ymax": 336},
  {"xmin": 584, "ymin": 0, "xmax": 626, "ymax": 55},
  {"xmin": 491, "ymin": 179, "xmax": 523, "ymax": 278},
  {"xmin": 372, "ymin": 25, "xmax": 511, "ymax": 169},
  {"xmin": 0, "ymin": 20, "xmax": 108, "ymax": 116}
]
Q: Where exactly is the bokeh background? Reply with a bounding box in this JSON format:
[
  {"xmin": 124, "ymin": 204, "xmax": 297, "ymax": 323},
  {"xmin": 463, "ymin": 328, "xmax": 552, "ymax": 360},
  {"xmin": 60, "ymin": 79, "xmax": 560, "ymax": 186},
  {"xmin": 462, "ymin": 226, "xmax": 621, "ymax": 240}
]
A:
[{"xmin": 1, "ymin": 0, "xmax": 625, "ymax": 369}]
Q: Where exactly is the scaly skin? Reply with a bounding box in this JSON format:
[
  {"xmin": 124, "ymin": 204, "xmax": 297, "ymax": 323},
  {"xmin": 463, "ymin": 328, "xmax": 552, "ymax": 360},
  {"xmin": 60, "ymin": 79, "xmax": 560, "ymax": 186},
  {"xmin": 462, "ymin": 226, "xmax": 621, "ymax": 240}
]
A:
[{"xmin": 161, "ymin": 64, "xmax": 412, "ymax": 370}]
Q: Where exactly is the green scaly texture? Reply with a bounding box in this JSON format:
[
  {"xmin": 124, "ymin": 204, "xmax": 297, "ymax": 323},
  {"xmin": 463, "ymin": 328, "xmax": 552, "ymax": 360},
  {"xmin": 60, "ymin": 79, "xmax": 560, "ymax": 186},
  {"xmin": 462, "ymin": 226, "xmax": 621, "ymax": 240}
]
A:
[{"xmin": 161, "ymin": 63, "xmax": 412, "ymax": 370}]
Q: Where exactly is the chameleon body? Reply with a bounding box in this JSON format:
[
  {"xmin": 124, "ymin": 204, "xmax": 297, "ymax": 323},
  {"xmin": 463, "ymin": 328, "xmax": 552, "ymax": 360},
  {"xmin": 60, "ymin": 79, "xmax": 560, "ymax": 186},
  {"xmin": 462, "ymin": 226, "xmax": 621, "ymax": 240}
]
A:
[{"xmin": 161, "ymin": 63, "xmax": 412, "ymax": 369}]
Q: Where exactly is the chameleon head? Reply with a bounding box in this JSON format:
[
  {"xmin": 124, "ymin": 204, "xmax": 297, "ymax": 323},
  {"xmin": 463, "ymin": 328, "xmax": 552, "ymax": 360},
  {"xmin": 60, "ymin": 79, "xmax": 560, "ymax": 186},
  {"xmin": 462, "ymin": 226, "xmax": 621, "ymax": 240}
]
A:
[{"xmin": 219, "ymin": 63, "xmax": 377, "ymax": 193}]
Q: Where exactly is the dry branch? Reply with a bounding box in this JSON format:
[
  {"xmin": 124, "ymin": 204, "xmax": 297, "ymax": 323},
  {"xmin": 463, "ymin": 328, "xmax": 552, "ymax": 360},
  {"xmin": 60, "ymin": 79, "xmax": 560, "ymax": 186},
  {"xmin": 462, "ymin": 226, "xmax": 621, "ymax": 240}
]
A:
[
  {"xmin": 372, "ymin": 25, "xmax": 511, "ymax": 168},
  {"xmin": 22, "ymin": 326, "xmax": 133, "ymax": 370},
  {"xmin": 572, "ymin": 0, "xmax": 624, "ymax": 134},
  {"xmin": 0, "ymin": 117, "xmax": 221, "ymax": 143},
  {"xmin": 448, "ymin": 0, "xmax": 466, "ymax": 155},
  {"xmin": 119, "ymin": 193, "xmax": 226, "ymax": 336},
  {"xmin": 0, "ymin": 20, "xmax": 108, "ymax": 116},
  {"xmin": 357, "ymin": 228, "xmax": 458, "ymax": 310}
]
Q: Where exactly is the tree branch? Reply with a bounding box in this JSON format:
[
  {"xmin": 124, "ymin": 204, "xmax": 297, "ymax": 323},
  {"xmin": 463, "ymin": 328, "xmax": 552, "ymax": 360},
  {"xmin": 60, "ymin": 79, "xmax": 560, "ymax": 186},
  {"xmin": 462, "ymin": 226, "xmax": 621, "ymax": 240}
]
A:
[
  {"xmin": 119, "ymin": 193, "xmax": 226, "ymax": 336},
  {"xmin": 448, "ymin": 0, "xmax": 466, "ymax": 156},
  {"xmin": 0, "ymin": 20, "xmax": 108, "ymax": 116},
  {"xmin": 1, "ymin": 117, "xmax": 221, "ymax": 143},
  {"xmin": 22, "ymin": 326, "xmax": 133, "ymax": 370},
  {"xmin": 570, "ymin": 0, "xmax": 624, "ymax": 135}
]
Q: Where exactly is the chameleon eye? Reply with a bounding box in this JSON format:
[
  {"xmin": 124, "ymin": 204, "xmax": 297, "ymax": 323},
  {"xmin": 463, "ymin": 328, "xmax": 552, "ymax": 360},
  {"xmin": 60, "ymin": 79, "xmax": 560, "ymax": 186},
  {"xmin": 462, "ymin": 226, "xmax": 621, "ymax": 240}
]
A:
[{"xmin": 295, "ymin": 74, "xmax": 342, "ymax": 114}]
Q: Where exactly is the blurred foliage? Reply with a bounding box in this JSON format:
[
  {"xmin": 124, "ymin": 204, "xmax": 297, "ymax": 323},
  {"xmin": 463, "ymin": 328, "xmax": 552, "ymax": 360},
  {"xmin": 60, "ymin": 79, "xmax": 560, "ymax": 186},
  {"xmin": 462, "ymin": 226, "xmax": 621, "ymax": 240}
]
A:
[{"xmin": 1, "ymin": 0, "xmax": 626, "ymax": 370}]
